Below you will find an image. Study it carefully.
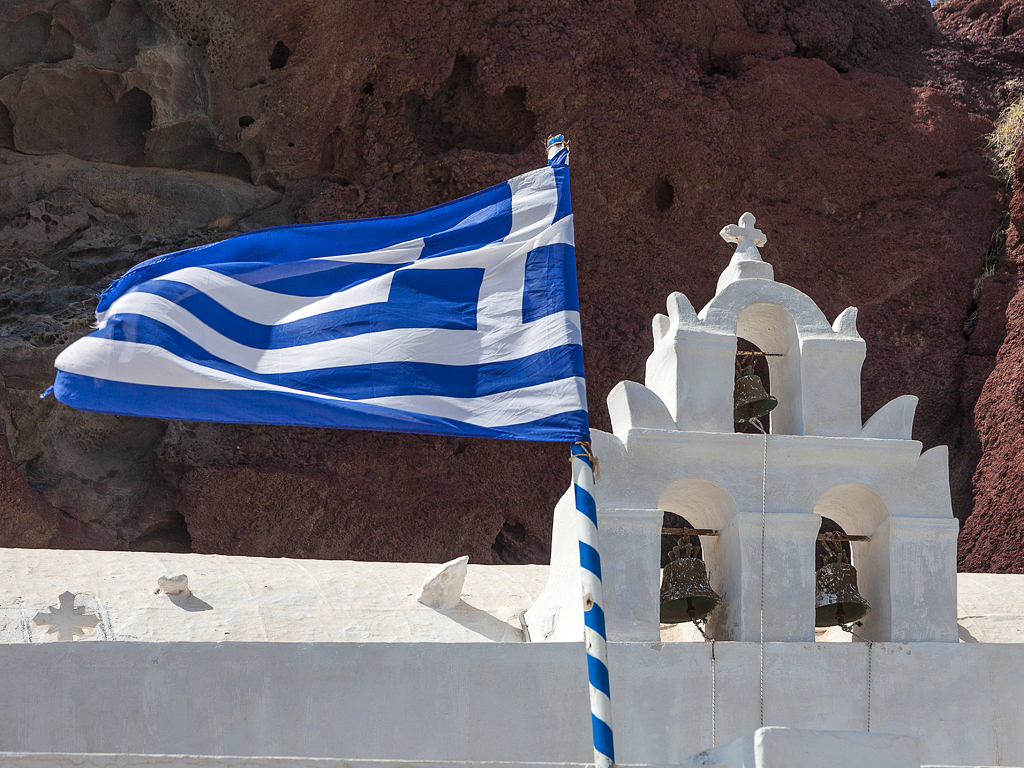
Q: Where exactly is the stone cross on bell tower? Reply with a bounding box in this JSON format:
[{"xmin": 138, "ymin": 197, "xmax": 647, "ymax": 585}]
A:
[
  {"xmin": 716, "ymin": 212, "xmax": 774, "ymax": 293},
  {"xmin": 720, "ymin": 212, "xmax": 766, "ymax": 259}
]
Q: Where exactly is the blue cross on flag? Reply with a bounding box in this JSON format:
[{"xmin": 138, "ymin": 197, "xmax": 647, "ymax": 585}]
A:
[{"xmin": 49, "ymin": 148, "xmax": 587, "ymax": 442}]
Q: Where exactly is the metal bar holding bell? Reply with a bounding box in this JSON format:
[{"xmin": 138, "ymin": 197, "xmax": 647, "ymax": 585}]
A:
[
  {"xmin": 818, "ymin": 533, "xmax": 870, "ymax": 543},
  {"xmin": 661, "ymin": 528, "xmax": 869, "ymax": 542},
  {"xmin": 662, "ymin": 528, "xmax": 721, "ymax": 537}
]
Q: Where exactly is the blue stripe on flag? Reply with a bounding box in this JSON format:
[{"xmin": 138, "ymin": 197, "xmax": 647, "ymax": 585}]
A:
[
  {"xmin": 588, "ymin": 654, "xmax": 611, "ymax": 698},
  {"xmin": 552, "ymin": 164, "xmax": 572, "ymax": 225},
  {"xmin": 584, "ymin": 603, "xmax": 607, "ymax": 637},
  {"xmin": 574, "ymin": 482, "xmax": 597, "ymax": 527},
  {"xmin": 591, "ymin": 714, "xmax": 615, "ymax": 761},
  {"xmin": 119, "ymin": 266, "xmax": 484, "ymax": 347},
  {"xmin": 90, "ymin": 316, "xmax": 583, "ymax": 400},
  {"xmin": 387, "ymin": 267, "xmax": 483, "ymax": 328},
  {"xmin": 52, "ymin": 372, "xmax": 590, "ymax": 441},
  {"xmin": 419, "ymin": 190, "xmax": 513, "ymax": 260},
  {"xmin": 522, "ymin": 243, "xmax": 580, "ymax": 323}
]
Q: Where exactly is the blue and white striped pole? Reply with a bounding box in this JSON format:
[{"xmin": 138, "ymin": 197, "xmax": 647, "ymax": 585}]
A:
[
  {"xmin": 572, "ymin": 441, "xmax": 615, "ymax": 768},
  {"xmin": 547, "ymin": 133, "xmax": 613, "ymax": 768}
]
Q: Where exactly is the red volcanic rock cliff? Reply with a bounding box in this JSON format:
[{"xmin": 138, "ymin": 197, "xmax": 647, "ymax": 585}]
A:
[{"xmin": 0, "ymin": 0, "xmax": 1021, "ymax": 570}]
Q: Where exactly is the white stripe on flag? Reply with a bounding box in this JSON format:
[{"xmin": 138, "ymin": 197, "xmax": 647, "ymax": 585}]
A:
[
  {"xmin": 54, "ymin": 338, "xmax": 586, "ymax": 427},
  {"xmin": 62, "ymin": 308, "xmax": 581, "ymax": 375},
  {"xmin": 99, "ymin": 266, "xmax": 396, "ymax": 327},
  {"xmin": 477, "ymin": 214, "xmax": 573, "ymax": 331},
  {"xmin": 509, "ymin": 167, "xmax": 559, "ymax": 238},
  {"xmin": 317, "ymin": 239, "xmax": 425, "ymax": 264}
]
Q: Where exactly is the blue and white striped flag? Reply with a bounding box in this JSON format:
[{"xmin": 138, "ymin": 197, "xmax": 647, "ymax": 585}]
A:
[{"xmin": 50, "ymin": 154, "xmax": 587, "ymax": 441}]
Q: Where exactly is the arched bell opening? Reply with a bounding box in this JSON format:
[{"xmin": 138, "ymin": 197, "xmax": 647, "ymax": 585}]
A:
[
  {"xmin": 734, "ymin": 338, "xmax": 775, "ymax": 435},
  {"xmin": 812, "ymin": 485, "xmax": 889, "ymax": 642},
  {"xmin": 812, "ymin": 515, "xmax": 870, "ymax": 641},
  {"xmin": 735, "ymin": 302, "xmax": 801, "ymax": 435},
  {"xmin": 813, "ymin": 484, "xmax": 889, "ymax": 536},
  {"xmin": 658, "ymin": 478, "xmax": 737, "ymax": 532},
  {"xmin": 658, "ymin": 512, "xmax": 722, "ymax": 641},
  {"xmin": 657, "ymin": 481, "xmax": 735, "ymax": 642}
]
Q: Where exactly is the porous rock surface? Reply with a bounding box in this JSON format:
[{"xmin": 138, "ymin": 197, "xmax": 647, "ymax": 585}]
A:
[
  {"xmin": 0, "ymin": 0, "xmax": 1019, "ymax": 570},
  {"xmin": 931, "ymin": 0, "xmax": 1024, "ymax": 572},
  {"xmin": 959, "ymin": 114, "xmax": 1024, "ymax": 572}
]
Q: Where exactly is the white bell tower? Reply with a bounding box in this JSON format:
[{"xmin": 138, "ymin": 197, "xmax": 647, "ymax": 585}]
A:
[{"xmin": 526, "ymin": 213, "xmax": 958, "ymax": 645}]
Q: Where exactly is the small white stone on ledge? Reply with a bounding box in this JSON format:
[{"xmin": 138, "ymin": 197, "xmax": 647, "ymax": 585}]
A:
[
  {"xmin": 417, "ymin": 556, "xmax": 469, "ymax": 610},
  {"xmin": 157, "ymin": 574, "xmax": 190, "ymax": 596}
]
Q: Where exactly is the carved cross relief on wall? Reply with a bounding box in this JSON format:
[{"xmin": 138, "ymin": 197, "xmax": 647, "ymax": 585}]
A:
[{"xmin": 33, "ymin": 591, "xmax": 99, "ymax": 641}]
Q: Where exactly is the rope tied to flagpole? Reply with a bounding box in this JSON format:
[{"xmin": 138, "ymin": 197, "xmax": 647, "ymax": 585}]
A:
[{"xmin": 571, "ymin": 440, "xmax": 600, "ymax": 481}]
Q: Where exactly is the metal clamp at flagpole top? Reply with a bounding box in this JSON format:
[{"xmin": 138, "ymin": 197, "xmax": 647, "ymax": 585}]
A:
[{"xmin": 551, "ymin": 130, "xmax": 614, "ymax": 768}]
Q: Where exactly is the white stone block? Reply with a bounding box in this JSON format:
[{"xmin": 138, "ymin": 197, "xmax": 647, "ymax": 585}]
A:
[
  {"xmin": 607, "ymin": 381, "xmax": 676, "ymax": 441},
  {"xmin": 682, "ymin": 727, "xmax": 921, "ymax": 768},
  {"xmin": 856, "ymin": 517, "xmax": 959, "ymax": 642},
  {"xmin": 156, "ymin": 574, "xmax": 189, "ymax": 596},
  {"xmin": 417, "ymin": 556, "xmax": 469, "ymax": 610},
  {"xmin": 862, "ymin": 395, "xmax": 919, "ymax": 440},
  {"xmin": 708, "ymin": 512, "xmax": 821, "ymax": 642}
]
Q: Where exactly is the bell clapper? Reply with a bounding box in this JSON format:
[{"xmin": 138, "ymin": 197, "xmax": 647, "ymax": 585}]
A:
[
  {"xmin": 838, "ymin": 620, "xmax": 871, "ymax": 644},
  {"xmin": 690, "ymin": 614, "xmax": 713, "ymax": 642}
]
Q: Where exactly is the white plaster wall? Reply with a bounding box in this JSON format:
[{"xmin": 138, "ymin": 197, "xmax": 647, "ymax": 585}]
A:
[
  {"xmin": 0, "ymin": 759, "xmax": 591, "ymax": 768},
  {"xmin": 0, "ymin": 550, "xmax": 546, "ymax": 644},
  {"xmin": 0, "ymin": 752, "xmax": 1007, "ymax": 768},
  {"xmin": 0, "ymin": 758, "xmax": 656, "ymax": 768},
  {"xmin": 593, "ymin": 431, "xmax": 950, "ymax": 525},
  {"xmin": 0, "ymin": 641, "xmax": 1021, "ymax": 767},
  {"xmin": 681, "ymin": 728, "xmax": 922, "ymax": 768}
]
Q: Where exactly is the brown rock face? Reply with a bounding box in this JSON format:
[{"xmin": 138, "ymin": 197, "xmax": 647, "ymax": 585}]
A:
[
  {"xmin": 0, "ymin": 0, "xmax": 1018, "ymax": 568},
  {"xmin": 928, "ymin": 0, "xmax": 1024, "ymax": 116},
  {"xmin": 931, "ymin": 0, "xmax": 1024, "ymax": 572},
  {"xmin": 960, "ymin": 147, "xmax": 1024, "ymax": 573}
]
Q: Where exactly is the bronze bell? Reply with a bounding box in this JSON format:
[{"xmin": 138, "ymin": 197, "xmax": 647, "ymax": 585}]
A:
[
  {"xmin": 660, "ymin": 540, "xmax": 723, "ymax": 624},
  {"xmin": 734, "ymin": 365, "xmax": 778, "ymax": 424},
  {"xmin": 814, "ymin": 538, "xmax": 871, "ymax": 627}
]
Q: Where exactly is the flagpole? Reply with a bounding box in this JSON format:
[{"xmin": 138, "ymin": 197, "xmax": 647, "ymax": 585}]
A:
[
  {"xmin": 547, "ymin": 132, "xmax": 614, "ymax": 768},
  {"xmin": 571, "ymin": 441, "xmax": 615, "ymax": 768}
]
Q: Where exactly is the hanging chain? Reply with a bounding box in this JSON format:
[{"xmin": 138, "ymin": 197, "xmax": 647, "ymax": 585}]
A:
[
  {"xmin": 691, "ymin": 617, "xmax": 717, "ymax": 747},
  {"xmin": 711, "ymin": 638, "xmax": 717, "ymax": 746},
  {"xmin": 867, "ymin": 640, "xmax": 872, "ymax": 732},
  {"xmin": 840, "ymin": 621, "xmax": 873, "ymax": 732},
  {"xmin": 759, "ymin": 427, "xmax": 767, "ymax": 728}
]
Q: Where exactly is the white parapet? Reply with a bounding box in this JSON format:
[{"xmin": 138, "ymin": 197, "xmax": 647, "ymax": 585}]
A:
[
  {"xmin": 681, "ymin": 727, "xmax": 921, "ymax": 768},
  {"xmin": 0, "ymin": 549, "xmax": 1020, "ymax": 767}
]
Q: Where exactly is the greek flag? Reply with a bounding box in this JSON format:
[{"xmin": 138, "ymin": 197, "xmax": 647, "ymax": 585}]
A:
[{"xmin": 50, "ymin": 151, "xmax": 587, "ymax": 441}]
